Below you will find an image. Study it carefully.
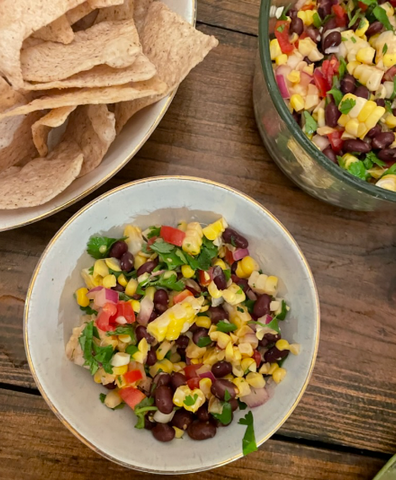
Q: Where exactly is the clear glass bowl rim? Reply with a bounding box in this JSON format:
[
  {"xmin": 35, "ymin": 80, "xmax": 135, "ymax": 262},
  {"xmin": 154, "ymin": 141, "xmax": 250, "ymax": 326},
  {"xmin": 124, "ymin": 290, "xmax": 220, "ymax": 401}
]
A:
[{"xmin": 258, "ymin": 0, "xmax": 396, "ymax": 204}]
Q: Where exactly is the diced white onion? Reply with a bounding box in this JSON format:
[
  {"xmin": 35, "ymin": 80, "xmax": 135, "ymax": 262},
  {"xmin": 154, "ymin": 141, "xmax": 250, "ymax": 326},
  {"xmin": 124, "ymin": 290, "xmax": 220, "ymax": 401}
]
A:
[
  {"xmin": 153, "ymin": 410, "xmax": 175, "ymax": 424},
  {"xmin": 110, "ymin": 352, "xmax": 131, "ymax": 367}
]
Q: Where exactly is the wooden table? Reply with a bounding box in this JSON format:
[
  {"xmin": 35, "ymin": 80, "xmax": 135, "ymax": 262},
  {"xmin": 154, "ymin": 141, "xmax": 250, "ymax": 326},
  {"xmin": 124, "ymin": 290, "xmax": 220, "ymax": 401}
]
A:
[{"xmin": 1, "ymin": 1, "xmax": 395, "ymax": 478}]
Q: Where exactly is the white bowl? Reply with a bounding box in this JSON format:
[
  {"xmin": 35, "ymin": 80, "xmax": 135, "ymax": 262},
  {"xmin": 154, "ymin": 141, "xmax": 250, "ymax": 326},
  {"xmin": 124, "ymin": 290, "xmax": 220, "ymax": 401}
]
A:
[
  {"xmin": 24, "ymin": 176, "xmax": 320, "ymax": 474},
  {"xmin": 0, "ymin": 0, "xmax": 196, "ymax": 232}
]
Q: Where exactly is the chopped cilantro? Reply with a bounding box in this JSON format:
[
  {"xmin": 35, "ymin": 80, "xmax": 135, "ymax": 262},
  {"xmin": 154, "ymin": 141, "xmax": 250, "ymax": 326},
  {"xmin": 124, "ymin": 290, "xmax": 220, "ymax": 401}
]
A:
[
  {"xmin": 134, "ymin": 397, "xmax": 158, "ymax": 429},
  {"xmin": 276, "ymin": 300, "xmax": 289, "ymax": 321},
  {"xmin": 224, "ymin": 389, "xmax": 231, "ymax": 402},
  {"xmin": 106, "ymin": 325, "xmax": 137, "ymax": 344},
  {"xmin": 385, "ymin": 100, "xmax": 393, "ymax": 114},
  {"xmin": 238, "ymin": 399, "xmax": 248, "ymax": 410},
  {"xmin": 276, "ymin": 24, "xmax": 285, "ymax": 33},
  {"xmin": 383, "ymin": 43, "xmax": 389, "ymax": 55},
  {"xmin": 390, "ymin": 76, "xmax": 396, "ymax": 101},
  {"xmin": 381, "ymin": 163, "xmax": 396, "ymax": 177},
  {"xmin": 149, "ymin": 238, "xmax": 175, "ymax": 254},
  {"xmin": 327, "ymin": 86, "xmax": 343, "ymax": 106},
  {"xmin": 79, "ymin": 321, "xmax": 114, "ymax": 375},
  {"xmin": 339, "ymin": 98, "xmax": 356, "ymax": 115},
  {"xmin": 146, "ymin": 226, "xmax": 161, "ymax": 239},
  {"xmin": 224, "ymin": 269, "xmax": 231, "ymax": 282},
  {"xmin": 348, "ymin": 161, "xmax": 369, "ymax": 180},
  {"xmin": 351, "ymin": 36, "xmax": 357, "ymax": 43},
  {"xmin": 216, "ymin": 321, "xmax": 238, "ymax": 333},
  {"xmin": 184, "ymin": 394, "xmax": 199, "ymax": 406},
  {"xmin": 348, "ymin": 8, "xmax": 362, "ymax": 28},
  {"xmin": 250, "ymin": 316, "xmax": 280, "ymax": 334},
  {"xmin": 197, "ymin": 336, "xmax": 213, "ymax": 347},
  {"xmin": 126, "ymin": 345, "xmax": 139, "ymax": 356},
  {"xmin": 86, "ymin": 236, "xmax": 128, "ymax": 259},
  {"xmin": 303, "ymin": 111, "xmax": 317, "ymax": 136},
  {"xmin": 212, "ymin": 401, "xmax": 232, "ymax": 425},
  {"xmin": 99, "ymin": 393, "xmax": 106, "ymax": 403},
  {"xmin": 279, "ymin": 3, "xmax": 291, "ymax": 20},
  {"xmin": 79, "ymin": 305, "xmax": 98, "ymax": 316},
  {"xmin": 365, "ymin": 151, "xmax": 387, "ymax": 168},
  {"xmin": 237, "ymin": 306, "xmax": 244, "ymax": 313},
  {"xmin": 243, "ymin": 299, "xmax": 255, "ymax": 314},
  {"xmin": 88, "ymin": 266, "xmax": 94, "ymax": 275},
  {"xmin": 238, "ymin": 411, "xmax": 258, "ymax": 456},
  {"xmin": 373, "ymin": 5, "xmax": 393, "ymax": 31},
  {"xmin": 313, "ymin": 12, "xmax": 322, "ymax": 28},
  {"xmin": 118, "ymin": 292, "xmax": 132, "ymax": 302}
]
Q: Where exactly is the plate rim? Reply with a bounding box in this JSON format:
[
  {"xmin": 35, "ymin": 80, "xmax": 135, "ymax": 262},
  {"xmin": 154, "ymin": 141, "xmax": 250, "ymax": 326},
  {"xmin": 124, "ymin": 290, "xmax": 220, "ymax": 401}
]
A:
[
  {"xmin": 24, "ymin": 175, "xmax": 321, "ymax": 474},
  {"xmin": 0, "ymin": 0, "xmax": 197, "ymax": 233}
]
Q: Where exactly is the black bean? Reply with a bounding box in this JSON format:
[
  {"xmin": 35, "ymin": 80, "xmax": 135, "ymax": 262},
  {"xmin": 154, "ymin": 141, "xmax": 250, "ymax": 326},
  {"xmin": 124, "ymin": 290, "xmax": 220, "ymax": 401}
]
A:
[
  {"xmin": 222, "ymin": 228, "xmax": 248, "ymax": 249},
  {"xmin": 211, "ymin": 379, "xmax": 237, "ymax": 401},
  {"xmin": 193, "ymin": 328, "xmax": 212, "ymax": 346},
  {"xmin": 104, "ymin": 382, "xmax": 117, "ymax": 390},
  {"xmin": 253, "ymin": 294, "xmax": 271, "ymax": 318},
  {"xmin": 171, "ymin": 409, "xmax": 194, "ymax": 430},
  {"xmin": 154, "ymin": 385, "xmax": 173, "ymax": 414},
  {"xmin": 170, "ymin": 372, "xmax": 187, "ymax": 390},
  {"xmin": 144, "ymin": 416, "xmax": 156, "ymax": 430},
  {"xmin": 322, "ymin": 16, "xmax": 337, "ymax": 33},
  {"xmin": 109, "ymin": 240, "xmax": 128, "ymax": 259},
  {"xmin": 208, "ymin": 306, "xmax": 229, "ymax": 323},
  {"xmin": 187, "ymin": 420, "xmax": 217, "ymax": 440},
  {"xmin": 136, "ymin": 325, "xmax": 155, "ymax": 344},
  {"xmin": 152, "ymin": 423, "xmax": 175, "ymax": 442},
  {"xmin": 146, "ymin": 349, "xmax": 157, "ymax": 366},
  {"xmin": 177, "ymin": 347, "xmax": 186, "ymax": 359},
  {"xmin": 376, "ymin": 99, "xmax": 386, "ymax": 108},
  {"xmin": 231, "ymin": 275, "xmax": 249, "ymax": 293},
  {"xmin": 366, "ymin": 21, "xmax": 383, "ymax": 38},
  {"xmin": 154, "ymin": 373, "xmax": 171, "ymax": 388},
  {"xmin": 148, "ymin": 310, "xmax": 158, "ymax": 323},
  {"xmin": 323, "ymin": 146, "xmax": 338, "ymax": 163},
  {"xmin": 154, "ymin": 288, "xmax": 168, "ymax": 314},
  {"xmin": 292, "ymin": 112, "xmax": 301, "ymax": 126},
  {"xmin": 318, "ymin": 0, "xmax": 332, "ymax": 18},
  {"xmin": 306, "ymin": 26, "xmax": 321, "ymax": 43},
  {"xmin": 260, "ymin": 332, "xmax": 281, "ymax": 347},
  {"xmin": 325, "ymin": 101, "xmax": 341, "ymax": 128},
  {"xmin": 323, "ymin": 31, "xmax": 341, "ymax": 52},
  {"xmin": 137, "ymin": 259, "xmax": 158, "ymax": 276},
  {"xmin": 384, "ymin": 66, "xmax": 396, "ymax": 82},
  {"xmin": 343, "ymin": 139, "xmax": 371, "ymax": 153},
  {"xmin": 176, "ymin": 335, "xmax": 189, "ymax": 348},
  {"xmin": 378, "ymin": 149, "xmax": 396, "ymax": 161},
  {"xmin": 112, "ymin": 284, "xmax": 125, "ymax": 292},
  {"xmin": 340, "ymin": 74, "xmax": 356, "ymax": 95},
  {"xmin": 264, "ymin": 347, "xmax": 289, "ymax": 363},
  {"xmin": 372, "ymin": 132, "xmax": 395, "ymax": 150},
  {"xmin": 196, "ymin": 404, "xmax": 210, "ymax": 422},
  {"xmin": 212, "ymin": 266, "xmax": 227, "ymax": 290},
  {"xmin": 355, "ymin": 86, "xmax": 370, "ymax": 100},
  {"xmin": 303, "ymin": 56, "xmax": 313, "ymax": 65},
  {"xmin": 120, "ymin": 251, "xmax": 134, "ymax": 272},
  {"xmin": 290, "ymin": 16, "xmax": 303, "ymax": 36},
  {"xmin": 229, "ymin": 398, "xmax": 239, "ymax": 412},
  {"xmin": 367, "ymin": 124, "xmax": 382, "ymax": 138},
  {"xmin": 212, "ymin": 361, "xmax": 232, "ymax": 378}
]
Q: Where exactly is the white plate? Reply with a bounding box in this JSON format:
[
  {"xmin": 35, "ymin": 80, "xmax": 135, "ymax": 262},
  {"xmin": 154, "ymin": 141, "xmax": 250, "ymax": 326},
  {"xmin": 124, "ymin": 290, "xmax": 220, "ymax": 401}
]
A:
[
  {"xmin": 0, "ymin": 0, "xmax": 196, "ymax": 232},
  {"xmin": 25, "ymin": 176, "xmax": 320, "ymax": 474}
]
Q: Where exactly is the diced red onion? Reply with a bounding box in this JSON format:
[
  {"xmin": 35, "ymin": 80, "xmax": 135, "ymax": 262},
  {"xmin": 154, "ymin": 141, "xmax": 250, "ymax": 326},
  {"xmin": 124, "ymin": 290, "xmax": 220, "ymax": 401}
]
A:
[
  {"xmin": 295, "ymin": 0, "xmax": 307, "ymax": 9},
  {"xmin": 233, "ymin": 248, "xmax": 249, "ymax": 261},
  {"xmin": 137, "ymin": 296, "xmax": 154, "ymax": 326},
  {"xmin": 312, "ymin": 134, "xmax": 330, "ymax": 151},
  {"xmin": 198, "ymin": 371, "xmax": 216, "ymax": 382},
  {"xmin": 115, "ymin": 315, "xmax": 127, "ymax": 325},
  {"xmin": 246, "ymin": 289, "xmax": 257, "ymax": 301},
  {"xmin": 149, "ymin": 270, "xmax": 165, "ymax": 278},
  {"xmin": 240, "ymin": 387, "xmax": 269, "ymax": 408},
  {"xmin": 276, "ymin": 74, "xmax": 291, "ymax": 99},
  {"xmin": 86, "ymin": 286, "xmax": 103, "ymax": 296},
  {"xmin": 300, "ymin": 71, "xmax": 313, "ymax": 88},
  {"xmin": 184, "ymin": 278, "xmax": 201, "ymax": 294},
  {"xmin": 88, "ymin": 287, "xmax": 118, "ymax": 308},
  {"xmin": 241, "ymin": 333, "xmax": 259, "ymax": 348},
  {"xmin": 259, "ymin": 314, "xmax": 273, "ymax": 325}
]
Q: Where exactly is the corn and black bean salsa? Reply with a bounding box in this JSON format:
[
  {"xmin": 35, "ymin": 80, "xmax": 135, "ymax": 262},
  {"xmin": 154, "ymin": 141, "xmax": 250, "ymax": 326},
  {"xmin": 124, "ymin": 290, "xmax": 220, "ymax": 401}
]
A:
[
  {"xmin": 66, "ymin": 218, "xmax": 299, "ymax": 449},
  {"xmin": 271, "ymin": 0, "xmax": 396, "ymax": 191}
]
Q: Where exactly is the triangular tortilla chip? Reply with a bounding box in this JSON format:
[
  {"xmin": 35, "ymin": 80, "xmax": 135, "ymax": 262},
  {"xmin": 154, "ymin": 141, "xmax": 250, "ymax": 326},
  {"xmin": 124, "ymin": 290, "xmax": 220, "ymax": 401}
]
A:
[
  {"xmin": 134, "ymin": 0, "xmax": 153, "ymax": 35},
  {"xmin": 0, "ymin": 77, "xmax": 27, "ymax": 112},
  {"xmin": 89, "ymin": 0, "xmax": 124, "ymax": 7},
  {"xmin": 95, "ymin": 0, "xmax": 134, "ymax": 22},
  {"xmin": 67, "ymin": 2, "xmax": 94, "ymax": 24},
  {"xmin": 21, "ymin": 20, "xmax": 141, "ymax": 83},
  {"xmin": 32, "ymin": 106, "xmax": 77, "ymax": 157},
  {"xmin": 0, "ymin": 0, "xmax": 86, "ymax": 88},
  {"xmin": 0, "ymin": 76, "xmax": 167, "ymax": 118},
  {"xmin": 115, "ymin": 93, "xmax": 166, "ymax": 134},
  {"xmin": 63, "ymin": 104, "xmax": 116, "ymax": 177},
  {"xmin": 31, "ymin": 15, "xmax": 74, "ymax": 44},
  {"xmin": 0, "ymin": 140, "xmax": 83, "ymax": 209},
  {"xmin": 24, "ymin": 53, "xmax": 156, "ymax": 91}
]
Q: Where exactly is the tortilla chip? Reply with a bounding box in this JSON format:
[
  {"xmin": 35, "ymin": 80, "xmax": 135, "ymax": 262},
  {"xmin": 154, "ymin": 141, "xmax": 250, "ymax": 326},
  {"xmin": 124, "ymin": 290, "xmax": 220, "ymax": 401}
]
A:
[
  {"xmin": 66, "ymin": 2, "xmax": 94, "ymax": 24},
  {"xmin": 32, "ymin": 106, "xmax": 77, "ymax": 157},
  {"xmin": 72, "ymin": 9, "xmax": 99, "ymax": 31},
  {"xmin": 115, "ymin": 93, "xmax": 166, "ymax": 134},
  {"xmin": 0, "ymin": 76, "xmax": 167, "ymax": 119},
  {"xmin": 0, "ymin": 77, "xmax": 26, "ymax": 112},
  {"xmin": 0, "ymin": 139, "xmax": 83, "ymax": 209},
  {"xmin": 134, "ymin": 0, "xmax": 153, "ymax": 35},
  {"xmin": 0, "ymin": 0, "xmax": 87, "ymax": 88},
  {"xmin": 21, "ymin": 20, "xmax": 141, "ymax": 83},
  {"xmin": 96, "ymin": 0, "xmax": 134, "ymax": 22},
  {"xmin": 24, "ymin": 53, "xmax": 156, "ymax": 91},
  {"xmin": 141, "ymin": 2, "xmax": 218, "ymax": 91},
  {"xmin": 32, "ymin": 15, "xmax": 74, "ymax": 44},
  {"xmin": 88, "ymin": 0, "xmax": 124, "ymax": 7},
  {"xmin": 63, "ymin": 104, "xmax": 116, "ymax": 176}
]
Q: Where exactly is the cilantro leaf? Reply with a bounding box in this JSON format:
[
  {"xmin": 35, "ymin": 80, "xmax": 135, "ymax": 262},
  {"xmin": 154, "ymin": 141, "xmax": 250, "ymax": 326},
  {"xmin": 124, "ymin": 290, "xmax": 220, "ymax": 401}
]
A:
[
  {"xmin": 79, "ymin": 305, "xmax": 98, "ymax": 316},
  {"xmin": 381, "ymin": 162, "xmax": 396, "ymax": 177},
  {"xmin": 184, "ymin": 394, "xmax": 199, "ymax": 406},
  {"xmin": 153, "ymin": 274, "xmax": 185, "ymax": 291},
  {"xmin": 276, "ymin": 300, "xmax": 289, "ymax": 321},
  {"xmin": 146, "ymin": 226, "xmax": 161, "ymax": 239},
  {"xmin": 118, "ymin": 292, "xmax": 133, "ymax": 302},
  {"xmin": 216, "ymin": 321, "xmax": 238, "ymax": 333},
  {"xmin": 238, "ymin": 400, "xmax": 248, "ymax": 410},
  {"xmin": 390, "ymin": 76, "xmax": 396, "ymax": 101},
  {"xmin": 99, "ymin": 393, "xmax": 106, "ymax": 403},
  {"xmin": 243, "ymin": 299, "xmax": 255, "ymax": 314},
  {"xmin": 339, "ymin": 98, "xmax": 356, "ymax": 115},
  {"xmin": 303, "ymin": 111, "xmax": 317, "ymax": 136},
  {"xmin": 238, "ymin": 411, "xmax": 258, "ymax": 456},
  {"xmin": 125, "ymin": 345, "xmax": 139, "ymax": 356},
  {"xmin": 86, "ymin": 236, "xmax": 127, "ymax": 259},
  {"xmin": 365, "ymin": 151, "xmax": 387, "ymax": 168},
  {"xmin": 106, "ymin": 324, "xmax": 137, "ymax": 345},
  {"xmin": 327, "ymin": 87, "xmax": 343, "ymax": 106},
  {"xmin": 358, "ymin": 0, "xmax": 377, "ymax": 4},
  {"xmin": 313, "ymin": 12, "xmax": 322, "ymax": 28},
  {"xmin": 78, "ymin": 321, "xmax": 115, "ymax": 375},
  {"xmin": 197, "ymin": 336, "xmax": 213, "ymax": 347},
  {"xmin": 224, "ymin": 389, "xmax": 231, "ymax": 402},
  {"xmin": 134, "ymin": 397, "xmax": 157, "ymax": 429},
  {"xmin": 250, "ymin": 316, "xmax": 280, "ymax": 333},
  {"xmin": 88, "ymin": 266, "xmax": 94, "ymax": 275},
  {"xmin": 279, "ymin": 3, "xmax": 291, "ymax": 20},
  {"xmin": 195, "ymin": 237, "xmax": 218, "ymax": 271},
  {"xmin": 348, "ymin": 160, "xmax": 369, "ymax": 180},
  {"xmin": 383, "ymin": 43, "xmax": 389, "ymax": 55},
  {"xmin": 149, "ymin": 238, "xmax": 176, "ymax": 254},
  {"xmin": 212, "ymin": 401, "xmax": 232, "ymax": 425},
  {"xmin": 373, "ymin": 5, "xmax": 393, "ymax": 31},
  {"xmin": 338, "ymin": 57, "xmax": 347, "ymax": 79},
  {"xmin": 224, "ymin": 269, "xmax": 231, "ymax": 282}
]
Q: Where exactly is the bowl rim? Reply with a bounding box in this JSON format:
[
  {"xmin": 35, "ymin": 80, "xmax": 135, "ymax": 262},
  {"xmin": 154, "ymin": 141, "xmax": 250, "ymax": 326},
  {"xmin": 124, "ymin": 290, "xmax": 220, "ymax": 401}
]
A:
[
  {"xmin": 24, "ymin": 175, "xmax": 321, "ymax": 474},
  {"xmin": 0, "ymin": 0, "xmax": 197, "ymax": 234},
  {"xmin": 259, "ymin": 0, "xmax": 396, "ymax": 204}
]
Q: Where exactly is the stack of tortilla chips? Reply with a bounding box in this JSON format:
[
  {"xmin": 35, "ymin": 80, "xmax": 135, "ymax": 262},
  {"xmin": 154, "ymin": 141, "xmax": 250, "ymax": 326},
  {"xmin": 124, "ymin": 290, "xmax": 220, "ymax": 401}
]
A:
[{"xmin": 0, "ymin": 0, "xmax": 218, "ymax": 209}]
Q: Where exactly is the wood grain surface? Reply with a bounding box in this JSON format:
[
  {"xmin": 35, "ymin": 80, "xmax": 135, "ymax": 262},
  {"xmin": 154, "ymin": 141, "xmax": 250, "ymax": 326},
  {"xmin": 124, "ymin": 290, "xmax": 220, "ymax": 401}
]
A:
[
  {"xmin": 0, "ymin": 9, "xmax": 395, "ymax": 478},
  {"xmin": 0, "ymin": 388, "xmax": 387, "ymax": 480}
]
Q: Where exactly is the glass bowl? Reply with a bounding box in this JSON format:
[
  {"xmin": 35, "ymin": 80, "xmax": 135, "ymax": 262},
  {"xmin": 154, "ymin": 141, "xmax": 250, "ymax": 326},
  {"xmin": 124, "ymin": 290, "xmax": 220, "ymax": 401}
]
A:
[{"xmin": 253, "ymin": 0, "xmax": 396, "ymax": 211}]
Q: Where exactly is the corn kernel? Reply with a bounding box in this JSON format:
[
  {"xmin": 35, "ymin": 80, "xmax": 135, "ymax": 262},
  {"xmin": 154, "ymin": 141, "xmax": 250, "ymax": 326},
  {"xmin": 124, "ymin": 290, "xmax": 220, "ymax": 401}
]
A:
[
  {"xmin": 104, "ymin": 257, "xmax": 121, "ymax": 272},
  {"xmin": 356, "ymin": 46, "xmax": 375, "ymax": 65},
  {"xmin": 210, "ymin": 331, "xmax": 231, "ymax": 349},
  {"xmin": 238, "ymin": 342, "xmax": 254, "ymax": 357},
  {"xmin": 289, "ymin": 343, "xmax": 301, "ymax": 355},
  {"xmin": 75, "ymin": 287, "xmax": 90, "ymax": 307},
  {"xmin": 199, "ymin": 378, "xmax": 212, "ymax": 398},
  {"xmin": 104, "ymin": 390, "xmax": 122, "ymax": 409},
  {"xmin": 177, "ymin": 221, "xmax": 188, "ymax": 232},
  {"xmin": 259, "ymin": 362, "xmax": 271, "ymax": 374},
  {"xmin": 357, "ymin": 101, "xmax": 377, "ymax": 122},
  {"xmin": 172, "ymin": 362, "xmax": 187, "ymax": 372},
  {"xmin": 118, "ymin": 334, "xmax": 132, "ymax": 343},
  {"xmin": 275, "ymin": 54, "xmax": 288, "ymax": 66},
  {"xmin": 376, "ymin": 174, "xmax": 396, "ymax": 192},
  {"xmin": 223, "ymin": 374, "xmax": 235, "ymax": 382},
  {"xmin": 113, "ymin": 365, "xmax": 128, "ymax": 375},
  {"xmin": 200, "ymin": 304, "xmax": 209, "ymax": 313},
  {"xmin": 273, "ymin": 367, "xmax": 287, "ymax": 384},
  {"xmin": 202, "ymin": 218, "xmax": 227, "ymax": 241},
  {"xmin": 196, "ymin": 316, "xmax": 211, "ymax": 329},
  {"xmin": 125, "ymin": 278, "xmax": 138, "ymax": 297},
  {"xmin": 345, "ymin": 118, "xmax": 361, "ymax": 137},
  {"xmin": 225, "ymin": 341, "xmax": 234, "ymax": 362},
  {"xmin": 290, "ymin": 94, "xmax": 305, "ymax": 112},
  {"xmin": 246, "ymin": 372, "xmax": 266, "ymax": 389},
  {"xmin": 241, "ymin": 357, "xmax": 257, "ymax": 373},
  {"xmin": 93, "ymin": 370, "xmax": 102, "ymax": 383},
  {"xmin": 287, "ymin": 70, "xmax": 301, "ymax": 83},
  {"xmin": 213, "ymin": 258, "xmax": 227, "ymax": 270},
  {"xmin": 181, "ymin": 265, "xmax": 195, "ymax": 278},
  {"xmin": 276, "ymin": 339, "xmax": 290, "ymax": 351},
  {"xmin": 232, "ymin": 363, "xmax": 244, "ymax": 377},
  {"xmin": 270, "ymin": 38, "xmax": 282, "ymax": 60},
  {"xmin": 102, "ymin": 274, "xmax": 116, "ymax": 289},
  {"xmin": 235, "ymin": 256, "xmax": 259, "ymax": 279},
  {"xmin": 347, "ymin": 61, "xmax": 360, "ymax": 75},
  {"xmin": 385, "ymin": 114, "xmax": 396, "ymax": 128},
  {"xmin": 81, "ymin": 268, "xmax": 96, "ymax": 290},
  {"xmin": 182, "ymin": 222, "xmax": 203, "ymax": 255},
  {"xmin": 134, "ymin": 254, "xmax": 146, "ymax": 270},
  {"xmin": 149, "ymin": 359, "xmax": 173, "ymax": 377},
  {"xmin": 233, "ymin": 377, "xmax": 251, "ymax": 397},
  {"xmin": 355, "ymin": 17, "xmax": 369, "ymax": 37},
  {"xmin": 268, "ymin": 363, "xmax": 279, "ymax": 375},
  {"xmin": 173, "ymin": 427, "xmax": 184, "ymax": 439},
  {"xmin": 338, "ymin": 114, "xmax": 350, "ymax": 127},
  {"xmin": 129, "ymin": 299, "xmax": 140, "ymax": 313},
  {"xmin": 186, "ymin": 341, "xmax": 207, "ymax": 359},
  {"xmin": 156, "ymin": 340, "xmax": 173, "ymax": 361},
  {"xmin": 117, "ymin": 273, "xmax": 128, "ymax": 287},
  {"xmin": 208, "ymin": 281, "xmax": 223, "ymax": 298},
  {"xmin": 93, "ymin": 259, "xmax": 109, "ymax": 279}
]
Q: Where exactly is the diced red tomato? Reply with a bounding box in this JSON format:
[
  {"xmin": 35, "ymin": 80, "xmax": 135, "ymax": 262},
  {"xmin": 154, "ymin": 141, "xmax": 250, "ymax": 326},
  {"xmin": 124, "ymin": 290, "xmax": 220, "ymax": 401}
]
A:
[
  {"xmin": 116, "ymin": 301, "xmax": 135, "ymax": 323},
  {"xmin": 301, "ymin": 3, "xmax": 314, "ymax": 10},
  {"xmin": 224, "ymin": 248, "xmax": 235, "ymax": 266},
  {"xmin": 173, "ymin": 289, "xmax": 194, "ymax": 304},
  {"xmin": 332, "ymin": 4, "xmax": 347, "ymax": 27},
  {"xmin": 124, "ymin": 369, "xmax": 144, "ymax": 384},
  {"xmin": 96, "ymin": 302, "xmax": 118, "ymax": 331},
  {"xmin": 299, "ymin": 31, "xmax": 309, "ymax": 40},
  {"xmin": 187, "ymin": 377, "xmax": 200, "ymax": 390},
  {"xmin": 118, "ymin": 386, "xmax": 146, "ymax": 410},
  {"xmin": 313, "ymin": 69, "xmax": 331, "ymax": 98},
  {"xmin": 274, "ymin": 21, "xmax": 294, "ymax": 54},
  {"xmin": 147, "ymin": 236, "xmax": 157, "ymax": 249},
  {"xmin": 327, "ymin": 130, "xmax": 344, "ymax": 153},
  {"xmin": 160, "ymin": 226, "xmax": 186, "ymax": 247},
  {"xmin": 358, "ymin": 1, "xmax": 368, "ymax": 11},
  {"xmin": 322, "ymin": 56, "xmax": 340, "ymax": 86},
  {"xmin": 184, "ymin": 364, "xmax": 203, "ymax": 380},
  {"xmin": 390, "ymin": 0, "xmax": 396, "ymax": 6},
  {"xmin": 252, "ymin": 350, "xmax": 262, "ymax": 369},
  {"xmin": 198, "ymin": 269, "xmax": 213, "ymax": 287}
]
